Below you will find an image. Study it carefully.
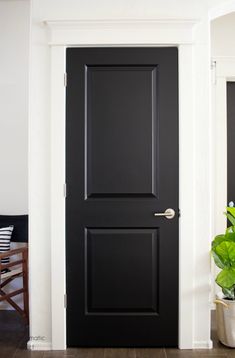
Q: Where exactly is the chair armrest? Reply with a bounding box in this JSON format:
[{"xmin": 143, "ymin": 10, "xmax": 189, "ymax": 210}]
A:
[
  {"xmin": 0, "ymin": 247, "xmax": 28, "ymax": 271},
  {"xmin": 0, "ymin": 247, "xmax": 28, "ymax": 259}
]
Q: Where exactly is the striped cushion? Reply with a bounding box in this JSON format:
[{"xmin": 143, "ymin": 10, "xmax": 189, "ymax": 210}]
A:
[{"xmin": 0, "ymin": 225, "xmax": 14, "ymax": 266}]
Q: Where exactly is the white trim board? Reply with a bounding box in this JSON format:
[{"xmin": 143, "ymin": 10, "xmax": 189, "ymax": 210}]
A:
[
  {"xmin": 45, "ymin": 19, "xmax": 198, "ymax": 46},
  {"xmin": 29, "ymin": 18, "xmax": 213, "ymax": 350},
  {"xmin": 27, "ymin": 340, "xmax": 52, "ymax": 351}
]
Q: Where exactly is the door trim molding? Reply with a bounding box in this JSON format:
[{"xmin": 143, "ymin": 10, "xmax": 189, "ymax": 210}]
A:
[
  {"xmin": 43, "ymin": 18, "xmax": 210, "ymax": 350},
  {"xmin": 45, "ymin": 19, "xmax": 198, "ymax": 46}
]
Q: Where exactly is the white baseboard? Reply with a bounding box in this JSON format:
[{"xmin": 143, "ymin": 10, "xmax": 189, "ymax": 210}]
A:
[
  {"xmin": 193, "ymin": 340, "xmax": 213, "ymax": 349},
  {"xmin": 27, "ymin": 340, "xmax": 52, "ymax": 350},
  {"xmin": 27, "ymin": 339, "xmax": 213, "ymax": 351}
]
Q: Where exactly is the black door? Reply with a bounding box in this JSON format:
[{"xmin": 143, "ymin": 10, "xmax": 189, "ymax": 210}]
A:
[
  {"xmin": 66, "ymin": 48, "xmax": 179, "ymax": 347},
  {"xmin": 227, "ymin": 82, "xmax": 235, "ymax": 206}
]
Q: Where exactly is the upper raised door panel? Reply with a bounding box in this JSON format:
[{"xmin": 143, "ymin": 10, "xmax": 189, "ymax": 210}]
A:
[{"xmin": 85, "ymin": 65, "xmax": 158, "ymax": 199}]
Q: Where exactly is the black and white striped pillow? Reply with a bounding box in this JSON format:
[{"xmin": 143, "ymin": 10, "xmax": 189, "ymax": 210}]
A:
[{"xmin": 0, "ymin": 225, "xmax": 14, "ymax": 266}]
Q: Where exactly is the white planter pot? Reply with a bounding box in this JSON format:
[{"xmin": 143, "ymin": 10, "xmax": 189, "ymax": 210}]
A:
[{"xmin": 215, "ymin": 297, "xmax": 235, "ymax": 347}]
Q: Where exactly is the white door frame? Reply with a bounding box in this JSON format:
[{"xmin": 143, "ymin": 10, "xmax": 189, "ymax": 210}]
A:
[{"xmin": 45, "ymin": 19, "xmax": 209, "ymax": 350}]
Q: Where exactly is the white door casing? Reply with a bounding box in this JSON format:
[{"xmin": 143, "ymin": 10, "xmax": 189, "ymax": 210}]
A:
[
  {"xmin": 47, "ymin": 19, "xmax": 208, "ymax": 350},
  {"xmin": 29, "ymin": 18, "xmax": 214, "ymax": 350}
]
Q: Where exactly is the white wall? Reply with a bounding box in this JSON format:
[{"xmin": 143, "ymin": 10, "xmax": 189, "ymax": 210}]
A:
[
  {"xmin": 211, "ymin": 12, "xmax": 235, "ymax": 57},
  {"xmin": 0, "ymin": 0, "xmax": 29, "ymax": 215},
  {"xmin": 0, "ymin": 0, "xmax": 30, "ymax": 309},
  {"xmin": 29, "ymin": 0, "xmax": 232, "ymax": 350}
]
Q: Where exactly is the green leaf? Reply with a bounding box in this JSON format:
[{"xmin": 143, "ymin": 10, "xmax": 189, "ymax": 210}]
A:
[
  {"xmin": 216, "ymin": 267, "xmax": 235, "ymax": 289},
  {"xmin": 222, "ymin": 287, "xmax": 235, "ymax": 300},
  {"xmin": 227, "ymin": 207, "xmax": 235, "ymax": 218},
  {"xmin": 212, "ymin": 234, "xmax": 226, "ymax": 248},
  {"xmin": 214, "ymin": 241, "xmax": 235, "ymax": 266},
  {"xmin": 211, "ymin": 233, "xmax": 235, "ymax": 252},
  {"xmin": 211, "ymin": 250, "xmax": 225, "ymax": 269},
  {"xmin": 225, "ymin": 212, "xmax": 235, "ymax": 226},
  {"xmin": 224, "ymin": 232, "xmax": 235, "ymax": 242},
  {"xmin": 226, "ymin": 226, "xmax": 235, "ymax": 234}
]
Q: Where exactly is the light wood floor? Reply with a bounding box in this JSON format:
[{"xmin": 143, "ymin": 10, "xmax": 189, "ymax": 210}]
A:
[{"xmin": 1, "ymin": 311, "xmax": 235, "ymax": 357}]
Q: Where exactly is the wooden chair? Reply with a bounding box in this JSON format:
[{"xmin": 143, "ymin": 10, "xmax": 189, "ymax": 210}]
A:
[{"xmin": 0, "ymin": 215, "xmax": 29, "ymax": 324}]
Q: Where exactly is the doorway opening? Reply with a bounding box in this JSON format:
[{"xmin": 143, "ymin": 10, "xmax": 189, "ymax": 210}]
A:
[{"xmin": 210, "ymin": 7, "xmax": 235, "ymax": 346}]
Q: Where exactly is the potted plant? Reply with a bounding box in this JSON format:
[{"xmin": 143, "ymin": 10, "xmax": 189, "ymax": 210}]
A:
[{"xmin": 211, "ymin": 206, "xmax": 235, "ymax": 347}]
